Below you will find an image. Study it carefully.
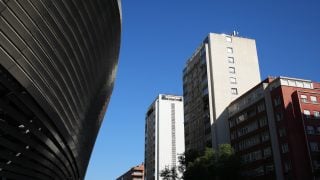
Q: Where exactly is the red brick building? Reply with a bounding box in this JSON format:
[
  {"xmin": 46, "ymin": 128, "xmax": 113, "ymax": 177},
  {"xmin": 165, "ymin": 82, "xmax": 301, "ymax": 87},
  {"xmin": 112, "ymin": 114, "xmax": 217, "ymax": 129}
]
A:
[
  {"xmin": 116, "ymin": 163, "xmax": 144, "ymax": 180},
  {"xmin": 228, "ymin": 77, "xmax": 320, "ymax": 180}
]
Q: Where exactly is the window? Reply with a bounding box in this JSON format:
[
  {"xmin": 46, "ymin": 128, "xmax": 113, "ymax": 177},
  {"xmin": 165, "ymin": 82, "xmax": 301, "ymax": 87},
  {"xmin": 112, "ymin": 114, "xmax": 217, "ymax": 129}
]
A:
[
  {"xmin": 230, "ymin": 131, "xmax": 237, "ymax": 140},
  {"xmin": 306, "ymin": 126, "xmax": 315, "ymax": 134},
  {"xmin": 313, "ymin": 160, "xmax": 320, "ymax": 169},
  {"xmin": 238, "ymin": 135, "xmax": 260, "ymax": 150},
  {"xmin": 279, "ymin": 128, "xmax": 286, "ymax": 137},
  {"xmin": 200, "ymin": 56, "xmax": 206, "ymax": 65},
  {"xmin": 241, "ymin": 150, "xmax": 262, "ymax": 164},
  {"xmin": 226, "ymin": 36, "xmax": 232, "ymax": 42},
  {"xmin": 274, "ymin": 96, "xmax": 281, "ymax": 106},
  {"xmin": 263, "ymin": 147, "xmax": 272, "ymax": 157},
  {"xmin": 237, "ymin": 121, "xmax": 258, "ymax": 137},
  {"xmin": 275, "ymin": 112, "xmax": 283, "ymax": 121},
  {"xmin": 311, "ymin": 96, "xmax": 317, "ymax": 103},
  {"xmin": 229, "ymin": 67, "xmax": 235, "ymax": 74},
  {"xmin": 288, "ymin": 80, "xmax": 296, "ymax": 86},
  {"xmin": 310, "ymin": 142, "xmax": 319, "ymax": 152},
  {"xmin": 237, "ymin": 114, "xmax": 247, "ymax": 123},
  {"xmin": 280, "ymin": 79, "xmax": 289, "ymax": 85},
  {"xmin": 281, "ymin": 143, "xmax": 289, "ymax": 153},
  {"xmin": 284, "ymin": 161, "xmax": 292, "ymax": 173},
  {"xmin": 253, "ymin": 166, "xmax": 264, "ymax": 176},
  {"xmin": 296, "ymin": 81, "xmax": 303, "ymax": 87},
  {"xmin": 247, "ymin": 108, "xmax": 256, "ymax": 117},
  {"xmin": 252, "ymin": 151, "xmax": 262, "ymax": 161},
  {"xmin": 227, "ymin": 47, "xmax": 233, "ymax": 53},
  {"xmin": 228, "ymin": 57, "xmax": 234, "ymax": 63},
  {"xmin": 265, "ymin": 164, "xmax": 275, "ymax": 174},
  {"xmin": 231, "ymin": 88, "xmax": 238, "ymax": 95},
  {"xmin": 229, "ymin": 119, "xmax": 236, "ymax": 128},
  {"xmin": 257, "ymin": 102, "xmax": 265, "ymax": 112},
  {"xmin": 238, "ymin": 114, "xmax": 246, "ymax": 123},
  {"xmin": 301, "ymin": 95, "xmax": 308, "ymax": 103},
  {"xmin": 304, "ymin": 110, "xmax": 311, "ymax": 118},
  {"xmin": 259, "ymin": 117, "xmax": 268, "ymax": 127},
  {"xmin": 230, "ymin": 77, "xmax": 237, "ymax": 84},
  {"xmin": 261, "ymin": 131, "xmax": 270, "ymax": 142},
  {"xmin": 303, "ymin": 82, "xmax": 312, "ymax": 88}
]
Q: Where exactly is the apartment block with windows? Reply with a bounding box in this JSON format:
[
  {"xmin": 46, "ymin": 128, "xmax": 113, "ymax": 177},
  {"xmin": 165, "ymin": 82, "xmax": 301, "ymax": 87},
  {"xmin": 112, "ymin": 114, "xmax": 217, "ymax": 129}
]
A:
[
  {"xmin": 116, "ymin": 163, "xmax": 144, "ymax": 180},
  {"xmin": 144, "ymin": 95, "xmax": 185, "ymax": 180},
  {"xmin": 228, "ymin": 76, "xmax": 320, "ymax": 180},
  {"xmin": 183, "ymin": 32, "xmax": 261, "ymax": 152}
]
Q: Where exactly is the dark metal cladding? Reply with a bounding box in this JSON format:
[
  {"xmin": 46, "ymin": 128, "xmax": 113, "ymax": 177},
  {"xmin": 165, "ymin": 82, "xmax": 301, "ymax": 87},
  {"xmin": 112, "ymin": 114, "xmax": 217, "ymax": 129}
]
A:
[{"xmin": 0, "ymin": 0, "xmax": 121, "ymax": 179}]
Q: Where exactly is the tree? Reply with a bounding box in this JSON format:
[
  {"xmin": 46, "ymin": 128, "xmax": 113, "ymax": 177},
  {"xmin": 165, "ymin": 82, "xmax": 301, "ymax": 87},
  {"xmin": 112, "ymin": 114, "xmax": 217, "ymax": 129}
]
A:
[
  {"xmin": 183, "ymin": 148, "xmax": 216, "ymax": 180},
  {"xmin": 160, "ymin": 167, "xmax": 171, "ymax": 180},
  {"xmin": 160, "ymin": 166, "xmax": 179, "ymax": 180},
  {"xmin": 177, "ymin": 154, "xmax": 186, "ymax": 174},
  {"xmin": 170, "ymin": 167, "xmax": 178, "ymax": 180},
  {"xmin": 215, "ymin": 144, "xmax": 242, "ymax": 180},
  {"xmin": 182, "ymin": 144, "xmax": 242, "ymax": 180}
]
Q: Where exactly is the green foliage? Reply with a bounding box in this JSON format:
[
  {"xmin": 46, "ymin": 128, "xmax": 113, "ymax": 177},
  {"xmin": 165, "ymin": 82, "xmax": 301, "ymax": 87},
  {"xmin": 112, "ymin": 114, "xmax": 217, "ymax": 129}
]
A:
[
  {"xmin": 171, "ymin": 167, "xmax": 178, "ymax": 180},
  {"xmin": 160, "ymin": 167, "xmax": 171, "ymax": 180},
  {"xmin": 182, "ymin": 144, "xmax": 242, "ymax": 180},
  {"xmin": 177, "ymin": 154, "xmax": 186, "ymax": 173},
  {"xmin": 160, "ymin": 166, "xmax": 179, "ymax": 180}
]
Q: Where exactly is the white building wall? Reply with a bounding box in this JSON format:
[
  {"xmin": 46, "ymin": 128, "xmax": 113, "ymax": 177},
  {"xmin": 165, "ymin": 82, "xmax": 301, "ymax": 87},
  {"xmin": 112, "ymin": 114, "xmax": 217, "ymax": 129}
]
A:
[
  {"xmin": 145, "ymin": 94, "xmax": 185, "ymax": 180},
  {"xmin": 207, "ymin": 33, "xmax": 261, "ymax": 148},
  {"xmin": 158, "ymin": 98, "xmax": 172, "ymax": 175},
  {"xmin": 174, "ymin": 99, "xmax": 185, "ymax": 167}
]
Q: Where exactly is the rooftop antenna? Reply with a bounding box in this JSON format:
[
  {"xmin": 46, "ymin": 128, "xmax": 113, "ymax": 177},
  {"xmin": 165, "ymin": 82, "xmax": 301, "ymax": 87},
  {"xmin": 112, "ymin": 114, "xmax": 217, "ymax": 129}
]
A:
[{"xmin": 232, "ymin": 30, "xmax": 239, "ymax": 36}]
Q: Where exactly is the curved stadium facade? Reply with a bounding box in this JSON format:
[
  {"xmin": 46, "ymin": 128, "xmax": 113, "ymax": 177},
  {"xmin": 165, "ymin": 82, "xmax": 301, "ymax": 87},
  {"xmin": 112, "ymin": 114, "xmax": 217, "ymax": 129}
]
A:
[{"xmin": 0, "ymin": 0, "xmax": 121, "ymax": 179}]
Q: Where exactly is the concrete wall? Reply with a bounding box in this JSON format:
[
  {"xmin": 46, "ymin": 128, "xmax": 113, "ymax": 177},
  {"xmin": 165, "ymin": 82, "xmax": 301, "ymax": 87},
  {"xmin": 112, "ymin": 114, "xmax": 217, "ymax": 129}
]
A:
[
  {"xmin": 207, "ymin": 33, "xmax": 261, "ymax": 148},
  {"xmin": 145, "ymin": 95, "xmax": 185, "ymax": 180},
  {"xmin": 157, "ymin": 95, "xmax": 185, "ymax": 179}
]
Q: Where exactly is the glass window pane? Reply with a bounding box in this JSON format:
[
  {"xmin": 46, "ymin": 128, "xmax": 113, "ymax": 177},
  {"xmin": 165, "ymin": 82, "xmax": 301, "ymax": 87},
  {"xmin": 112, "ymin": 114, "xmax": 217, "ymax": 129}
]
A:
[
  {"xmin": 227, "ymin": 47, "xmax": 233, "ymax": 53},
  {"xmin": 228, "ymin": 57, "xmax": 234, "ymax": 63},
  {"xmin": 226, "ymin": 36, "xmax": 232, "ymax": 42}
]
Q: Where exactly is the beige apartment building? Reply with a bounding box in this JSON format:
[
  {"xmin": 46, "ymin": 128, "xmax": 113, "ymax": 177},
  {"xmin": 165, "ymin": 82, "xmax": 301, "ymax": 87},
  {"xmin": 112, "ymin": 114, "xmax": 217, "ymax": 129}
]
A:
[{"xmin": 183, "ymin": 32, "xmax": 261, "ymax": 151}]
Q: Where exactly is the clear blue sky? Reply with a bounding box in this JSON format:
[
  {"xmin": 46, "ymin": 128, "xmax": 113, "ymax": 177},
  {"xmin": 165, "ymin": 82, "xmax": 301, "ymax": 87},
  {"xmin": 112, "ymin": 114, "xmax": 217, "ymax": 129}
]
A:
[{"xmin": 85, "ymin": 0, "xmax": 320, "ymax": 179}]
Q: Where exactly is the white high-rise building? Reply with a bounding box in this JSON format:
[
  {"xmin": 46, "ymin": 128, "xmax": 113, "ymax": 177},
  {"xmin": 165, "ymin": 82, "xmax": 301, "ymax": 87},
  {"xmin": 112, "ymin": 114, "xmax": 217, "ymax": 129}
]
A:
[
  {"xmin": 183, "ymin": 32, "xmax": 261, "ymax": 151},
  {"xmin": 144, "ymin": 94, "xmax": 185, "ymax": 180}
]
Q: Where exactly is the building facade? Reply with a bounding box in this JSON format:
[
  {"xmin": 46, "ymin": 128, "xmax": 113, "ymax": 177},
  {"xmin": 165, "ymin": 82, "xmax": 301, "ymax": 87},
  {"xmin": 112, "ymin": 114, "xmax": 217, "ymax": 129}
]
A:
[
  {"xmin": 116, "ymin": 163, "xmax": 144, "ymax": 180},
  {"xmin": 0, "ymin": 0, "xmax": 121, "ymax": 179},
  {"xmin": 183, "ymin": 33, "xmax": 261, "ymax": 152},
  {"xmin": 144, "ymin": 95, "xmax": 185, "ymax": 180},
  {"xmin": 228, "ymin": 77, "xmax": 320, "ymax": 180}
]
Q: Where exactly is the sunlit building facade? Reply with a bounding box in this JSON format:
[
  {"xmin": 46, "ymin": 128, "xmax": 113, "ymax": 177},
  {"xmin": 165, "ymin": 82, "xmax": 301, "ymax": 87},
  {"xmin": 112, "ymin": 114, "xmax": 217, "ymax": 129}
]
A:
[
  {"xmin": 228, "ymin": 77, "xmax": 320, "ymax": 180},
  {"xmin": 183, "ymin": 33, "xmax": 261, "ymax": 152},
  {"xmin": 144, "ymin": 95, "xmax": 185, "ymax": 180}
]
